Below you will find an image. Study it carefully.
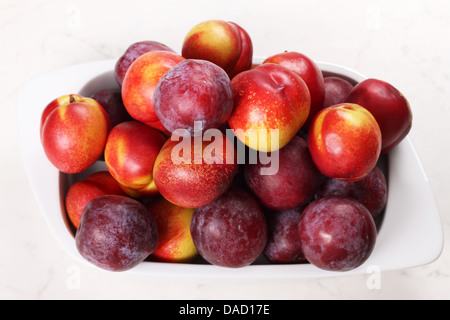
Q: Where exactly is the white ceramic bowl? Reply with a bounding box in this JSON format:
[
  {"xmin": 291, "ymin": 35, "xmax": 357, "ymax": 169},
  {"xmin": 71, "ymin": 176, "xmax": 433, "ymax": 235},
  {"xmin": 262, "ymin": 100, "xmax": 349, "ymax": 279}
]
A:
[{"xmin": 17, "ymin": 58, "xmax": 443, "ymax": 278}]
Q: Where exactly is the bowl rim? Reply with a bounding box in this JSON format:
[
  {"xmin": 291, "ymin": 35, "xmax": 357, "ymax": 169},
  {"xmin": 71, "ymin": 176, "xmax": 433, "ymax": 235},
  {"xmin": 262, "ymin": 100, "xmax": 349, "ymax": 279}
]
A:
[{"xmin": 16, "ymin": 57, "xmax": 444, "ymax": 279}]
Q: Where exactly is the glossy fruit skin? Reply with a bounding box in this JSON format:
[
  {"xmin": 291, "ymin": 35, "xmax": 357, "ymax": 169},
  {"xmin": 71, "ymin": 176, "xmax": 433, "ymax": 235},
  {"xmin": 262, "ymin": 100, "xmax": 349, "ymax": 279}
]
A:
[
  {"xmin": 41, "ymin": 96, "xmax": 110, "ymax": 174},
  {"xmin": 153, "ymin": 132, "xmax": 238, "ymax": 208},
  {"xmin": 75, "ymin": 195, "xmax": 158, "ymax": 272},
  {"xmin": 104, "ymin": 121, "xmax": 166, "ymax": 198},
  {"xmin": 264, "ymin": 207, "xmax": 307, "ymax": 264},
  {"xmin": 299, "ymin": 196, "xmax": 377, "ymax": 271},
  {"xmin": 323, "ymin": 77, "xmax": 354, "ymax": 108},
  {"xmin": 182, "ymin": 20, "xmax": 253, "ymax": 78},
  {"xmin": 308, "ymin": 103, "xmax": 382, "ymax": 181},
  {"xmin": 65, "ymin": 171, "xmax": 125, "ymax": 229},
  {"xmin": 40, "ymin": 94, "xmax": 83, "ymax": 141},
  {"xmin": 245, "ymin": 136, "xmax": 322, "ymax": 211},
  {"xmin": 190, "ymin": 189, "xmax": 268, "ymax": 268},
  {"xmin": 263, "ymin": 51, "xmax": 325, "ymax": 127},
  {"xmin": 115, "ymin": 40, "xmax": 175, "ymax": 87},
  {"xmin": 121, "ymin": 51, "xmax": 185, "ymax": 132},
  {"xmin": 346, "ymin": 78, "xmax": 413, "ymax": 154},
  {"xmin": 153, "ymin": 59, "xmax": 233, "ymax": 135},
  {"xmin": 227, "ymin": 21, "xmax": 254, "ymax": 79},
  {"xmin": 146, "ymin": 197, "xmax": 198, "ymax": 263},
  {"xmin": 317, "ymin": 166, "xmax": 387, "ymax": 219},
  {"xmin": 91, "ymin": 89, "xmax": 133, "ymax": 128},
  {"xmin": 228, "ymin": 63, "xmax": 311, "ymax": 152}
]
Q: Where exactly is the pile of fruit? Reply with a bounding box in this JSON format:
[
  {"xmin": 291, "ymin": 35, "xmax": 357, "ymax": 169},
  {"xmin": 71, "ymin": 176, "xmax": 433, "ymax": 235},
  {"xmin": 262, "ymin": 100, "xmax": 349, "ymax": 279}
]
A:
[{"xmin": 39, "ymin": 20, "xmax": 413, "ymax": 273}]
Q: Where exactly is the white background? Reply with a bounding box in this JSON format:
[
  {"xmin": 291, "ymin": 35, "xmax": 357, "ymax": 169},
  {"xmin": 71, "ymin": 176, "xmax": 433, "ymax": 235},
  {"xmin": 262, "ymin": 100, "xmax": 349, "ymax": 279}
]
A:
[{"xmin": 1, "ymin": 0, "xmax": 449, "ymax": 299}]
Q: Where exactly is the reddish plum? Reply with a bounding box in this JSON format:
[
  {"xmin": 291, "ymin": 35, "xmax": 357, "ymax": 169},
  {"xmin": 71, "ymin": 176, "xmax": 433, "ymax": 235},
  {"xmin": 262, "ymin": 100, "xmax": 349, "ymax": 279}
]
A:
[
  {"xmin": 299, "ymin": 196, "xmax": 377, "ymax": 271},
  {"xmin": 190, "ymin": 189, "xmax": 268, "ymax": 268},
  {"xmin": 245, "ymin": 136, "xmax": 322, "ymax": 211},
  {"xmin": 91, "ymin": 89, "xmax": 133, "ymax": 128},
  {"xmin": 65, "ymin": 171, "xmax": 125, "ymax": 229},
  {"xmin": 264, "ymin": 207, "xmax": 307, "ymax": 264},
  {"xmin": 347, "ymin": 78, "xmax": 412, "ymax": 154},
  {"xmin": 115, "ymin": 41, "xmax": 175, "ymax": 87},
  {"xmin": 317, "ymin": 166, "xmax": 387, "ymax": 219},
  {"xmin": 153, "ymin": 59, "xmax": 233, "ymax": 134},
  {"xmin": 75, "ymin": 195, "xmax": 158, "ymax": 272},
  {"xmin": 323, "ymin": 77, "xmax": 354, "ymax": 108}
]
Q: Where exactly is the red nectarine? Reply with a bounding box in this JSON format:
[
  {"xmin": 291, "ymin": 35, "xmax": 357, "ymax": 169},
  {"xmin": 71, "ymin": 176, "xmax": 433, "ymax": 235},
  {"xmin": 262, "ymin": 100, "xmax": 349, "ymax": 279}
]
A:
[
  {"xmin": 41, "ymin": 94, "xmax": 110, "ymax": 174},
  {"xmin": 182, "ymin": 20, "xmax": 253, "ymax": 78},
  {"xmin": 263, "ymin": 51, "xmax": 324, "ymax": 127},
  {"xmin": 147, "ymin": 197, "xmax": 198, "ymax": 263},
  {"xmin": 115, "ymin": 40, "xmax": 175, "ymax": 87},
  {"xmin": 153, "ymin": 132, "xmax": 238, "ymax": 208},
  {"xmin": 121, "ymin": 51, "xmax": 185, "ymax": 133},
  {"xmin": 308, "ymin": 103, "xmax": 382, "ymax": 181},
  {"xmin": 104, "ymin": 121, "xmax": 167, "ymax": 198},
  {"xmin": 228, "ymin": 63, "xmax": 311, "ymax": 152}
]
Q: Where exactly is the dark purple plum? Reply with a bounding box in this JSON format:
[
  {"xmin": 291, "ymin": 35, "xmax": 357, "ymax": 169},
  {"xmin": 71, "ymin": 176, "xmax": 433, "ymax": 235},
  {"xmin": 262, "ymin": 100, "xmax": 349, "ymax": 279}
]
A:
[
  {"xmin": 317, "ymin": 166, "xmax": 387, "ymax": 219},
  {"xmin": 190, "ymin": 189, "xmax": 268, "ymax": 268},
  {"xmin": 323, "ymin": 76, "xmax": 354, "ymax": 108},
  {"xmin": 75, "ymin": 195, "xmax": 158, "ymax": 272},
  {"xmin": 245, "ymin": 136, "xmax": 322, "ymax": 211},
  {"xmin": 264, "ymin": 207, "xmax": 307, "ymax": 264},
  {"xmin": 115, "ymin": 41, "xmax": 175, "ymax": 87},
  {"xmin": 153, "ymin": 59, "xmax": 233, "ymax": 135},
  {"xmin": 299, "ymin": 196, "xmax": 377, "ymax": 272},
  {"xmin": 91, "ymin": 89, "xmax": 133, "ymax": 128}
]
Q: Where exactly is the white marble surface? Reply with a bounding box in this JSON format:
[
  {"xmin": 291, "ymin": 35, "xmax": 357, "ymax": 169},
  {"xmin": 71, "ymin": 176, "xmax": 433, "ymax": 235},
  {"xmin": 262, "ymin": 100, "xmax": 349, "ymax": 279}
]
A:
[{"xmin": 1, "ymin": 0, "xmax": 449, "ymax": 299}]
